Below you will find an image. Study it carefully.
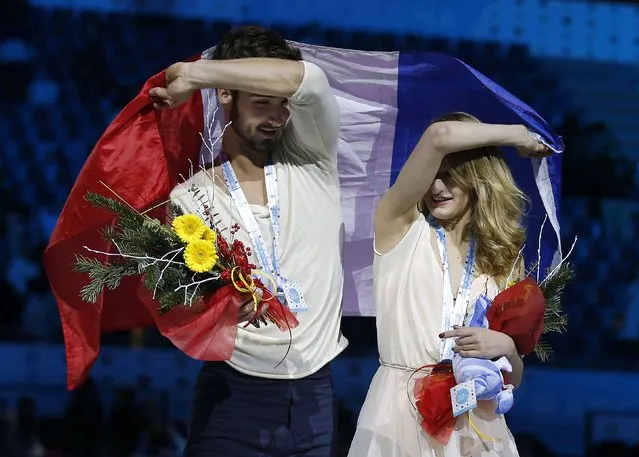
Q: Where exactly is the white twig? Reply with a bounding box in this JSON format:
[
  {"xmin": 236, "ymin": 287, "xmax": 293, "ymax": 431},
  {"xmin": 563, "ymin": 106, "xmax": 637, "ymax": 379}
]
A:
[
  {"xmin": 82, "ymin": 245, "xmax": 184, "ymax": 267},
  {"xmin": 153, "ymin": 247, "xmax": 184, "ymax": 298},
  {"xmin": 188, "ymin": 282, "xmax": 202, "ymax": 307},
  {"xmin": 176, "ymin": 274, "xmax": 222, "ymax": 308},
  {"xmin": 541, "ymin": 235, "xmax": 578, "ymax": 286},
  {"xmin": 194, "ymin": 95, "xmax": 219, "ymax": 226},
  {"xmin": 174, "ymin": 275, "xmax": 221, "ymax": 293},
  {"xmin": 506, "ymin": 244, "xmax": 526, "ymax": 287},
  {"xmin": 198, "ymin": 118, "xmax": 232, "ymax": 196}
]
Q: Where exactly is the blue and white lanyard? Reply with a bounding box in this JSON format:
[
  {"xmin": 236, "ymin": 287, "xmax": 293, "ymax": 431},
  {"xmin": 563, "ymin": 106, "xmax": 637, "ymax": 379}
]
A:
[
  {"xmin": 428, "ymin": 217, "xmax": 476, "ymax": 361},
  {"xmin": 220, "ymin": 155, "xmax": 282, "ymax": 291}
]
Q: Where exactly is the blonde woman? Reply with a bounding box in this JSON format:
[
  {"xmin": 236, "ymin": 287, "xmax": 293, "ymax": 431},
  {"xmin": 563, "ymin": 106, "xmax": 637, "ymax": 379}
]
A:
[{"xmin": 348, "ymin": 113, "xmax": 550, "ymax": 457}]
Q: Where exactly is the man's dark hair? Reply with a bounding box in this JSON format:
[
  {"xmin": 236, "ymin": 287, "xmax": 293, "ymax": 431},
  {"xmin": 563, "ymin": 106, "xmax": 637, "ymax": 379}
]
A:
[{"xmin": 212, "ymin": 25, "xmax": 302, "ymax": 61}]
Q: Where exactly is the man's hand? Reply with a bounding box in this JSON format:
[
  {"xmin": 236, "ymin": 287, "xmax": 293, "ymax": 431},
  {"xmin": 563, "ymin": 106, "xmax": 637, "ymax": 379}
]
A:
[
  {"xmin": 440, "ymin": 325, "xmax": 517, "ymax": 360},
  {"xmin": 237, "ymin": 288, "xmax": 269, "ymax": 325},
  {"xmin": 149, "ymin": 62, "xmax": 196, "ymax": 109},
  {"xmin": 238, "ymin": 298, "xmax": 270, "ymax": 324}
]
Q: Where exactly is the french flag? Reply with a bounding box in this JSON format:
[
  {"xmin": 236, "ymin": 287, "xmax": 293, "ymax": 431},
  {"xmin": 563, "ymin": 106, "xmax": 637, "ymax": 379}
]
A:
[
  {"xmin": 44, "ymin": 42, "xmax": 564, "ymax": 389},
  {"xmin": 299, "ymin": 43, "xmax": 563, "ymax": 317}
]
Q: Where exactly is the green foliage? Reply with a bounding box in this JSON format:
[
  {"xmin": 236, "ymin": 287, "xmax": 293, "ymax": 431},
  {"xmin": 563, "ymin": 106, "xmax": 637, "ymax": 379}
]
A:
[
  {"xmin": 533, "ymin": 262, "xmax": 574, "ymax": 361},
  {"xmin": 75, "ymin": 193, "xmax": 199, "ymax": 312}
]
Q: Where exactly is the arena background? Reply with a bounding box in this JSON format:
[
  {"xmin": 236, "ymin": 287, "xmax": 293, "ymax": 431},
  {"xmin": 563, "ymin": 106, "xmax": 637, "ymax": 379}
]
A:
[{"xmin": 1, "ymin": 0, "xmax": 639, "ymax": 455}]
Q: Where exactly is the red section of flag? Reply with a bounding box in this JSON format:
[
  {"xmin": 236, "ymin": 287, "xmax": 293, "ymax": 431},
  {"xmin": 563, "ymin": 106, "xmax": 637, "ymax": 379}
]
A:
[{"xmin": 43, "ymin": 56, "xmax": 205, "ymax": 389}]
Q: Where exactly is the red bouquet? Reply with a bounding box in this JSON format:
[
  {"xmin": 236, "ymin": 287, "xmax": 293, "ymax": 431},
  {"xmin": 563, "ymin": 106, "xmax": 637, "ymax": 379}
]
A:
[
  {"xmin": 413, "ymin": 361, "xmax": 457, "ymax": 445},
  {"xmin": 485, "ymin": 277, "xmax": 545, "ymax": 356}
]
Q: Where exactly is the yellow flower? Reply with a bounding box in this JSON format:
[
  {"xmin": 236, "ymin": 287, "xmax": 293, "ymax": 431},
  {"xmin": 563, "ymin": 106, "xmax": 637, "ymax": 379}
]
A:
[
  {"xmin": 172, "ymin": 214, "xmax": 206, "ymax": 244},
  {"xmin": 202, "ymin": 227, "xmax": 217, "ymax": 243},
  {"xmin": 184, "ymin": 239, "xmax": 218, "ymax": 273}
]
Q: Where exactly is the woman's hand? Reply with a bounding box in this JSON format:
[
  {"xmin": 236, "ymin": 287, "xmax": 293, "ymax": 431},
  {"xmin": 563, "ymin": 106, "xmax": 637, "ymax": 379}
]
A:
[
  {"xmin": 440, "ymin": 325, "xmax": 517, "ymax": 360},
  {"xmin": 512, "ymin": 125, "xmax": 552, "ymax": 158}
]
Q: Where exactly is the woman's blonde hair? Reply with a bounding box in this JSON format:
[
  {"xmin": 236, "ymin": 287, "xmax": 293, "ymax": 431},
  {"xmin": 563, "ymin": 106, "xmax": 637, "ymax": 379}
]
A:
[{"xmin": 432, "ymin": 112, "xmax": 528, "ymax": 283}]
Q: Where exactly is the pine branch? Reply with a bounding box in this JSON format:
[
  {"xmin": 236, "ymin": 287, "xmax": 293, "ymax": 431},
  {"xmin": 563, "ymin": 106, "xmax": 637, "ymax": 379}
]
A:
[
  {"xmin": 114, "ymin": 226, "xmax": 177, "ymax": 257},
  {"xmin": 87, "ymin": 192, "xmax": 177, "ymax": 248},
  {"xmin": 541, "ymin": 263, "xmax": 575, "ymax": 311},
  {"xmin": 85, "ymin": 192, "xmax": 144, "ymax": 225},
  {"xmin": 158, "ymin": 290, "xmax": 192, "ymax": 313},
  {"xmin": 142, "ymin": 217, "xmax": 166, "ymax": 233},
  {"xmin": 74, "ymin": 255, "xmax": 140, "ymax": 303},
  {"xmin": 141, "ymin": 263, "xmax": 198, "ymax": 313},
  {"xmin": 143, "ymin": 264, "xmax": 187, "ymax": 291},
  {"xmin": 97, "ymin": 215, "xmax": 179, "ymax": 259},
  {"xmin": 534, "ymin": 339, "xmax": 553, "ymax": 362},
  {"xmin": 100, "ymin": 225, "xmax": 117, "ymax": 243},
  {"xmin": 542, "ymin": 313, "xmax": 568, "ymax": 334},
  {"xmin": 532, "ymin": 262, "xmax": 575, "ymax": 361}
]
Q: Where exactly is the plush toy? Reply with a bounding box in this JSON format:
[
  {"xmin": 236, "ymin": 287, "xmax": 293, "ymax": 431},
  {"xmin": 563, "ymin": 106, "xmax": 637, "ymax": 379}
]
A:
[{"xmin": 452, "ymin": 295, "xmax": 515, "ymax": 415}]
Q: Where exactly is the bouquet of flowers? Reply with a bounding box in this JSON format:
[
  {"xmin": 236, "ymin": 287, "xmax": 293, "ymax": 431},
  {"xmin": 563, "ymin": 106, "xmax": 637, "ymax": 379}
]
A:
[
  {"xmin": 413, "ymin": 261, "xmax": 574, "ymax": 445},
  {"xmin": 73, "ymin": 186, "xmax": 299, "ymax": 361}
]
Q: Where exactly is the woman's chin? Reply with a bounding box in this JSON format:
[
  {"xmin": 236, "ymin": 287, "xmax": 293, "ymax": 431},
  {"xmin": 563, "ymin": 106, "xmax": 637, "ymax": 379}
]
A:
[{"xmin": 428, "ymin": 206, "xmax": 455, "ymax": 220}]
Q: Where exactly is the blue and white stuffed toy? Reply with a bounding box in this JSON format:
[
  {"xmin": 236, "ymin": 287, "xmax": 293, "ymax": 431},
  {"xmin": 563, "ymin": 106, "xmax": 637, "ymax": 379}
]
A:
[{"xmin": 452, "ymin": 295, "xmax": 515, "ymax": 415}]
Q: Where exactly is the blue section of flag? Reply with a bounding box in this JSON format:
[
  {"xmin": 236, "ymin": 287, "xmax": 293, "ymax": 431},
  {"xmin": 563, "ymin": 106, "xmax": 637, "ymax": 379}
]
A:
[{"xmin": 391, "ymin": 51, "xmax": 563, "ymax": 276}]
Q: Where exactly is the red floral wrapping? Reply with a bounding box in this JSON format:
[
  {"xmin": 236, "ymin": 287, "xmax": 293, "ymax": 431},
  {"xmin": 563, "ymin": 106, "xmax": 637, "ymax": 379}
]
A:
[
  {"xmin": 139, "ymin": 281, "xmax": 299, "ymax": 361},
  {"xmin": 253, "ymin": 280, "xmax": 300, "ymax": 332},
  {"xmin": 414, "ymin": 361, "xmax": 457, "ymax": 445},
  {"xmin": 486, "ymin": 277, "xmax": 546, "ymax": 356}
]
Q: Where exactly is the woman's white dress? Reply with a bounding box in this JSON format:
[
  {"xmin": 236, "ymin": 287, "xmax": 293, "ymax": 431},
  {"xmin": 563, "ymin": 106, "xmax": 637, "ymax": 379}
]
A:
[{"xmin": 347, "ymin": 215, "xmax": 520, "ymax": 457}]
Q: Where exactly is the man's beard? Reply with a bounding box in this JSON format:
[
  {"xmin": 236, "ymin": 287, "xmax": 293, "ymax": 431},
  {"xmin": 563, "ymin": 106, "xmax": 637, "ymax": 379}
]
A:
[{"xmin": 230, "ymin": 104, "xmax": 279, "ymax": 154}]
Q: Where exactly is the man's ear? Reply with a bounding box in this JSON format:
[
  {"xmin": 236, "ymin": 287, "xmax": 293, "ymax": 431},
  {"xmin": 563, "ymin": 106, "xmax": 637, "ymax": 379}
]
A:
[{"xmin": 217, "ymin": 88, "xmax": 233, "ymax": 107}]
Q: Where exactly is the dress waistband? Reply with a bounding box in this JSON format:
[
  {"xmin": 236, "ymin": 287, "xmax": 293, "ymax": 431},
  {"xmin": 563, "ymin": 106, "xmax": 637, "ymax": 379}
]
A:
[{"xmin": 379, "ymin": 360, "xmax": 433, "ymax": 373}]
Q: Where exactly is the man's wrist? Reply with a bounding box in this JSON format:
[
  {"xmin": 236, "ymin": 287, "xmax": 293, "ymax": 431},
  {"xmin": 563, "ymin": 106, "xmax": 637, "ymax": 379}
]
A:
[{"xmin": 185, "ymin": 60, "xmax": 210, "ymax": 91}]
